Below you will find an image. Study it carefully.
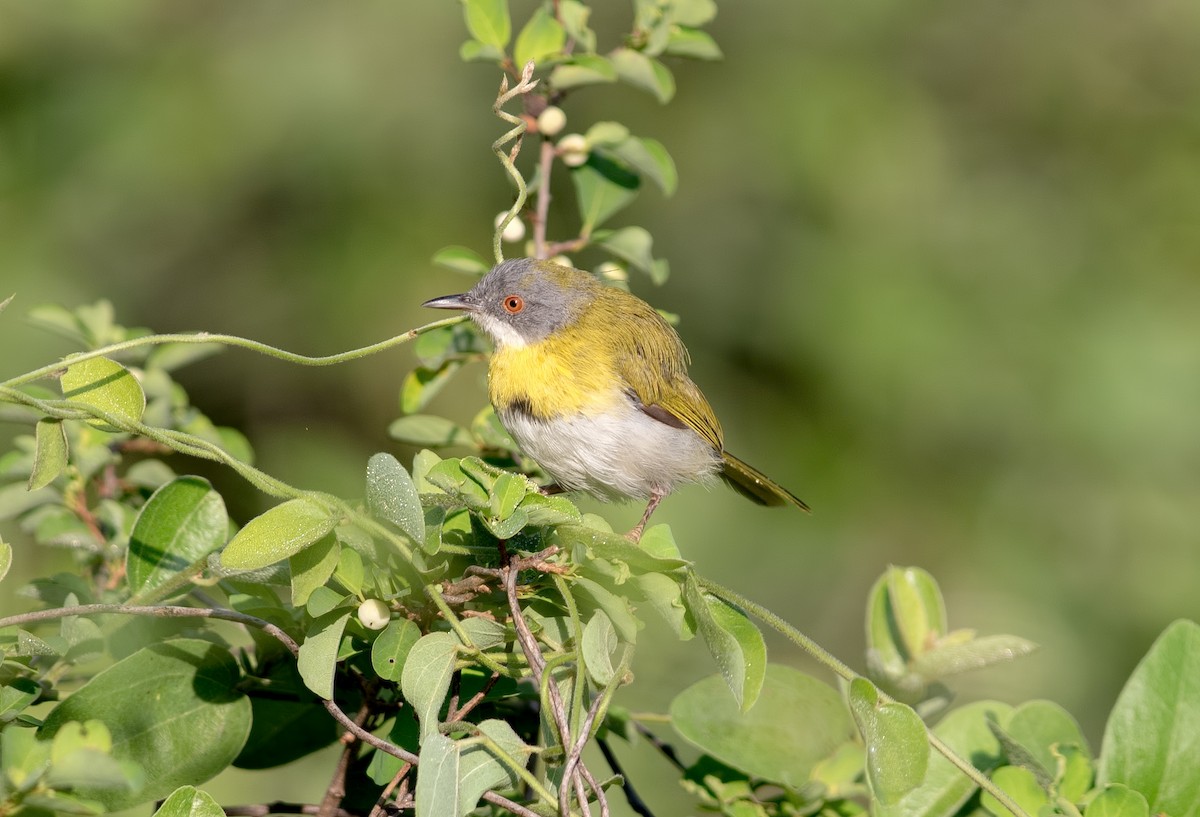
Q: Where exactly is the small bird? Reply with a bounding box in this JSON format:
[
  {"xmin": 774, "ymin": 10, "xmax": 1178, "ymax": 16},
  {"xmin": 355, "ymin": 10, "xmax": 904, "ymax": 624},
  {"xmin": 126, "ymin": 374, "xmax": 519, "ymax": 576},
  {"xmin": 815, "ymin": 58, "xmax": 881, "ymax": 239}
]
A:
[{"xmin": 423, "ymin": 258, "xmax": 808, "ymax": 540}]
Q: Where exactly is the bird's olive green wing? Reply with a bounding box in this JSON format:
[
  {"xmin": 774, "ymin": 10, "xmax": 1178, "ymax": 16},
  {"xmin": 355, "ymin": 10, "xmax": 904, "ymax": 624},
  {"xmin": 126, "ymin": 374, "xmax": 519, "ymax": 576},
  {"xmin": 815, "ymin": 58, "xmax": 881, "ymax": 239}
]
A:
[{"xmin": 593, "ymin": 289, "xmax": 724, "ymax": 449}]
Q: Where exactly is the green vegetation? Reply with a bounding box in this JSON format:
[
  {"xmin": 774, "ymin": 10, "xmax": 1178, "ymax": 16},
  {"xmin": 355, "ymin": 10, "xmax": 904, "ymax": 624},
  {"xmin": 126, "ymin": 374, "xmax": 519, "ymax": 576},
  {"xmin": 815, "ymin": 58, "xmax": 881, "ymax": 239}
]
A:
[{"xmin": 2, "ymin": 2, "xmax": 1198, "ymax": 816}]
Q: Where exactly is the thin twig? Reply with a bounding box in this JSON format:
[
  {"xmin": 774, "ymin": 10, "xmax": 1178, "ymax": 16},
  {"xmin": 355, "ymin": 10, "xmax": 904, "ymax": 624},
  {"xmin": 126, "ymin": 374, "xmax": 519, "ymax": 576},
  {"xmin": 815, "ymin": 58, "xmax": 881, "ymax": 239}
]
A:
[
  {"xmin": 0, "ymin": 319, "xmax": 465, "ymax": 391},
  {"xmin": 502, "ymin": 561, "xmax": 588, "ymax": 816},
  {"xmin": 597, "ymin": 737, "xmax": 655, "ymax": 817},
  {"xmin": 633, "ymin": 722, "xmax": 686, "ymax": 773},
  {"xmin": 533, "ymin": 138, "xmax": 556, "ymax": 258},
  {"xmin": 368, "ymin": 763, "xmax": 412, "ymax": 817},
  {"xmin": 491, "ymin": 60, "xmax": 539, "ymax": 264},
  {"xmin": 318, "ymin": 702, "xmax": 371, "ymax": 817}
]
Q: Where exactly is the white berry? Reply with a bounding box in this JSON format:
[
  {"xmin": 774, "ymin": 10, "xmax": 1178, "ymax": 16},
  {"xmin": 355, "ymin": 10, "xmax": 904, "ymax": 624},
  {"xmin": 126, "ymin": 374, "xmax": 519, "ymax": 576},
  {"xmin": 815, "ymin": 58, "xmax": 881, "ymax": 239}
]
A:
[
  {"xmin": 536, "ymin": 105, "xmax": 567, "ymax": 136},
  {"xmin": 494, "ymin": 212, "xmax": 526, "ymax": 243},
  {"xmin": 557, "ymin": 133, "xmax": 589, "ymax": 167},
  {"xmin": 357, "ymin": 599, "xmax": 391, "ymax": 630}
]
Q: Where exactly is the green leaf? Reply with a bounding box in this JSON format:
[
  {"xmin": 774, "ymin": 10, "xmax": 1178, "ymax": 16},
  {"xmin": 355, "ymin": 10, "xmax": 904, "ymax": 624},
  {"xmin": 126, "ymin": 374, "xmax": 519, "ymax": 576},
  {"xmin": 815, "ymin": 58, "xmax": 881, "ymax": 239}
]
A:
[
  {"xmin": 876, "ymin": 701, "xmax": 1013, "ymax": 817},
  {"xmin": 145, "ymin": 342, "xmax": 224, "ymax": 373},
  {"xmin": 673, "ymin": 0, "xmax": 718, "ymax": 26},
  {"xmin": 1001, "ymin": 699, "xmax": 1090, "ymax": 778},
  {"xmin": 151, "ymin": 786, "xmax": 227, "ymax": 817},
  {"xmin": 554, "ymin": 523, "xmax": 689, "ymax": 575},
  {"xmin": 572, "ymin": 576, "xmax": 639, "ymax": 644},
  {"xmin": 460, "ymin": 39, "xmax": 505, "ymax": 63},
  {"xmin": 980, "ymin": 766, "xmax": 1050, "ymax": 817},
  {"xmin": 289, "ymin": 533, "xmax": 340, "ymax": 607},
  {"xmin": 1086, "ymin": 785, "xmax": 1151, "ymax": 817},
  {"xmin": 848, "ymin": 678, "xmax": 930, "ymax": 804},
  {"xmin": 548, "ymin": 54, "xmax": 616, "ymax": 89},
  {"xmin": 388, "ymin": 414, "xmax": 473, "ymax": 448},
  {"xmin": 38, "ymin": 639, "xmax": 251, "ymax": 810},
  {"xmin": 401, "ymin": 632, "xmax": 458, "ymax": 738},
  {"xmin": 333, "ymin": 546, "xmax": 364, "ymax": 595},
  {"xmin": 607, "ymin": 135, "xmax": 677, "ymax": 196},
  {"xmin": 684, "ymin": 574, "xmax": 766, "ymax": 712},
  {"xmin": 571, "ymin": 155, "xmax": 640, "ymax": 234},
  {"xmin": 29, "ymin": 418, "xmax": 68, "ymax": 490},
  {"xmin": 482, "ymin": 509, "xmax": 529, "ymax": 540},
  {"xmin": 514, "ymin": 6, "xmax": 565, "ymax": 70},
  {"xmin": 887, "ymin": 566, "xmax": 947, "ymax": 660},
  {"xmin": 298, "ymin": 609, "xmax": 352, "ymax": 699},
  {"xmin": 665, "ymin": 27, "xmax": 723, "ymax": 59},
  {"xmin": 671, "ymin": 664, "xmax": 853, "ymax": 787},
  {"xmin": 0, "ymin": 677, "xmax": 40, "ymax": 723},
  {"xmin": 372, "ymin": 618, "xmax": 423, "ymax": 682},
  {"xmin": 518, "ymin": 493, "xmax": 581, "ymax": 527},
  {"xmin": 585, "ymin": 121, "xmax": 631, "ymax": 147},
  {"xmin": 426, "ymin": 458, "xmax": 490, "ymax": 510},
  {"xmin": 610, "ymin": 47, "xmax": 675, "ymax": 103},
  {"xmin": 454, "ymin": 617, "xmax": 509, "ymax": 652},
  {"xmin": 461, "ymin": 0, "xmax": 510, "ymax": 50},
  {"xmin": 912, "ymin": 634, "xmax": 1039, "ymax": 679},
  {"xmin": 127, "ymin": 477, "xmax": 228, "ymax": 597},
  {"xmin": 582, "ymin": 610, "xmax": 618, "ymax": 686},
  {"xmin": 29, "ymin": 302, "xmax": 88, "ymax": 344},
  {"xmin": 596, "ymin": 226, "xmax": 657, "ymax": 276},
  {"xmin": 557, "ymin": 0, "xmax": 595, "ymax": 51},
  {"xmin": 366, "ymin": 452, "xmax": 426, "ymax": 544},
  {"xmin": 458, "ymin": 720, "xmax": 529, "ymax": 813},
  {"xmin": 489, "ymin": 472, "xmax": 529, "ymax": 520},
  {"xmin": 0, "ymin": 538, "xmax": 11, "ymax": 583},
  {"xmin": 61, "ymin": 356, "xmax": 146, "ymax": 432},
  {"xmin": 220, "ymin": 497, "xmax": 336, "ymax": 570},
  {"xmin": 415, "ymin": 733, "xmax": 460, "ymax": 817},
  {"xmin": 401, "ymin": 362, "xmax": 464, "ymax": 414},
  {"xmin": 632, "ymin": 571, "xmax": 692, "ymax": 639},
  {"xmin": 1097, "ymin": 619, "xmax": 1200, "ymax": 817},
  {"xmin": 1054, "ymin": 744, "xmax": 1094, "ymax": 802},
  {"xmin": 432, "ymin": 245, "xmax": 490, "ymax": 275}
]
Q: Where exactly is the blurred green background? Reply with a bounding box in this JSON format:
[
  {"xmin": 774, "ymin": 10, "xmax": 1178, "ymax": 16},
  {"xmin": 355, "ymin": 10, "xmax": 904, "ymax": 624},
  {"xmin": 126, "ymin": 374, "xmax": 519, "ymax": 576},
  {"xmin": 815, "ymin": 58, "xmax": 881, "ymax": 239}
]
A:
[{"xmin": 3, "ymin": 1, "xmax": 1199, "ymax": 812}]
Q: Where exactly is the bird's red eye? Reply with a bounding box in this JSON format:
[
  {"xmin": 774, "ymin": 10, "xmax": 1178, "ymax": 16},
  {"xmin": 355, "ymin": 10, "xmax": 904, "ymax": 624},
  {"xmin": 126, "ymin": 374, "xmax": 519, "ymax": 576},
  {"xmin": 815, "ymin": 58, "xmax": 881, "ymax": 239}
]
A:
[{"xmin": 502, "ymin": 295, "xmax": 525, "ymax": 314}]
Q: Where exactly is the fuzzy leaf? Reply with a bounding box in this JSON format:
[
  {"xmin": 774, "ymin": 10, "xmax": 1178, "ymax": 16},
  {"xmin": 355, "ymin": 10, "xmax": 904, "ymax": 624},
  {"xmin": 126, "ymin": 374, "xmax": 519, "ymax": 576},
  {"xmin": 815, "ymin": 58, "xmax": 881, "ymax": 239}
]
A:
[
  {"xmin": 220, "ymin": 497, "xmax": 336, "ymax": 570},
  {"xmin": 151, "ymin": 786, "xmax": 226, "ymax": 817},
  {"xmin": 848, "ymin": 678, "xmax": 930, "ymax": 804},
  {"xmin": 684, "ymin": 574, "xmax": 766, "ymax": 712},
  {"xmin": 461, "ymin": 0, "xmax": 510, "ymax": 50},
  {"xmin": 670, "ymin": 664, "xmax": 852, "ymax": 787},
  {"xmin": 38, "ymin": 639, "xmax": 251, "ymax": 810},
  {"xmin": 1098, "ymin": 619, "xmax": 1200, "ymax": 817},
  {"xmin": 61, "ymin": 355, "xmax": 146, "ymax": 431},
  {"xmin": 127, "ymin": 477, "xmax": 228, "ymax": 597},
  {"xmin": 401, "ymin": 632, "xmax": 458, "ymax": 738},
  {"xmin": 298, "ymin": 609, "xmax": 351, "ymax": 699},
  {"xmin": 371, "ymin": 618, "xmax": 422, "ymax": 682},
  {"xmin": 514, "ymin": 6, "xmax": 564, "ymax": 69},
  {"xmin": 366, "ymin": 452, "xmax": 425, "ymax": 543},
  {"xmin": 29, "ymin": 418, "xmax": 68, "ymax": 491}
]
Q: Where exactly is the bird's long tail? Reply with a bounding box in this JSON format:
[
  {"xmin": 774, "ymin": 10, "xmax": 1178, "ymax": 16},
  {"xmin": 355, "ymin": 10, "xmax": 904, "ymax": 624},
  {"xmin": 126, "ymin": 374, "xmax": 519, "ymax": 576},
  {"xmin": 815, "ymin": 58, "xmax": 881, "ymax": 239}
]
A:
[{"xmin": 720, "ymin": 451, "xmax": 811, "ymax": 511}]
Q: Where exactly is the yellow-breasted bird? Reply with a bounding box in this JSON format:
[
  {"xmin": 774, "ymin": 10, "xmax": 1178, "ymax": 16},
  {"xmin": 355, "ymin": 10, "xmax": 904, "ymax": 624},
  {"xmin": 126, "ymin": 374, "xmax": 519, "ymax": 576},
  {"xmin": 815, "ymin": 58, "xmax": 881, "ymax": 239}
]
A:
[{"xmin": 423, "ymin": 258, "xmax": 809, "ymax": 540}]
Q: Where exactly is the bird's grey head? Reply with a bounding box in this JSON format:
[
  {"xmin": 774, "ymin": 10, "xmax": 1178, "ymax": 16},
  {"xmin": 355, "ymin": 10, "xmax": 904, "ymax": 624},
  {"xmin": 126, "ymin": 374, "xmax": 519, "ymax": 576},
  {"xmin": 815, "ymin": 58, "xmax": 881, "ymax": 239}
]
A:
[{"xmin": 422, "ymin": 258, "xmax": 601, "ymax": 348}]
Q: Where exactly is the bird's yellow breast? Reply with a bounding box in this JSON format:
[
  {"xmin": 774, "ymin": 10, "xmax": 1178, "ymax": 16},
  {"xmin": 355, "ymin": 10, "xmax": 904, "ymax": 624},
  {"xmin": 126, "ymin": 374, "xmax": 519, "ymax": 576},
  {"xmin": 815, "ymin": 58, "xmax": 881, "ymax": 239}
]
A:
[{"xmin": 488, "ymin": 333, "xmax": 624, "ymax": 419}]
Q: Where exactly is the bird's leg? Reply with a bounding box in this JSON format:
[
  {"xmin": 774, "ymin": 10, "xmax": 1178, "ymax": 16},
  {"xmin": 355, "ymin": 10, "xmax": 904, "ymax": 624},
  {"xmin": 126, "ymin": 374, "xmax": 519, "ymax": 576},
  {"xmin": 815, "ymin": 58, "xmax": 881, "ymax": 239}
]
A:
[{"xmin": 626, "ymin": 491, "xmax": 664, "ymax": 542}]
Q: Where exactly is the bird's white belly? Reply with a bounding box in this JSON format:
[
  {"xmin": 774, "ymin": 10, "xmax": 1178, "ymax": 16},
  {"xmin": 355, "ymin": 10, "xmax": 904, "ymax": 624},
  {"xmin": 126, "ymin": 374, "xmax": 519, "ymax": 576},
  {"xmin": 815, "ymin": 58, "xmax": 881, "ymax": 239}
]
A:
[{"xmin": 500, "ymin": 399, "xmax": 720, "ymax": 502}]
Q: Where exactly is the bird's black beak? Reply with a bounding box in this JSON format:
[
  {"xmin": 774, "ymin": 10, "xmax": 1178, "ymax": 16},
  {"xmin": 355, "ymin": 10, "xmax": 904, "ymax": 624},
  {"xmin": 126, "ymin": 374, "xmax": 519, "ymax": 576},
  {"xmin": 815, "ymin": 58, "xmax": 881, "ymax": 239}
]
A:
[{"xmin": 422, "ymin": 293, "xmax": 475, "ymax": 312}]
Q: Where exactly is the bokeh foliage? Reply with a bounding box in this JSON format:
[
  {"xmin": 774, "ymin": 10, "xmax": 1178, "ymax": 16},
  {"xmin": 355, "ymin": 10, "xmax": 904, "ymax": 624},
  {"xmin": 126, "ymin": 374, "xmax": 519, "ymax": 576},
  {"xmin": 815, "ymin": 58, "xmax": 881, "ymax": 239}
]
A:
[{"xmin": 2, "ymin": 0, "xmax": 1199, "ymax": 811}]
